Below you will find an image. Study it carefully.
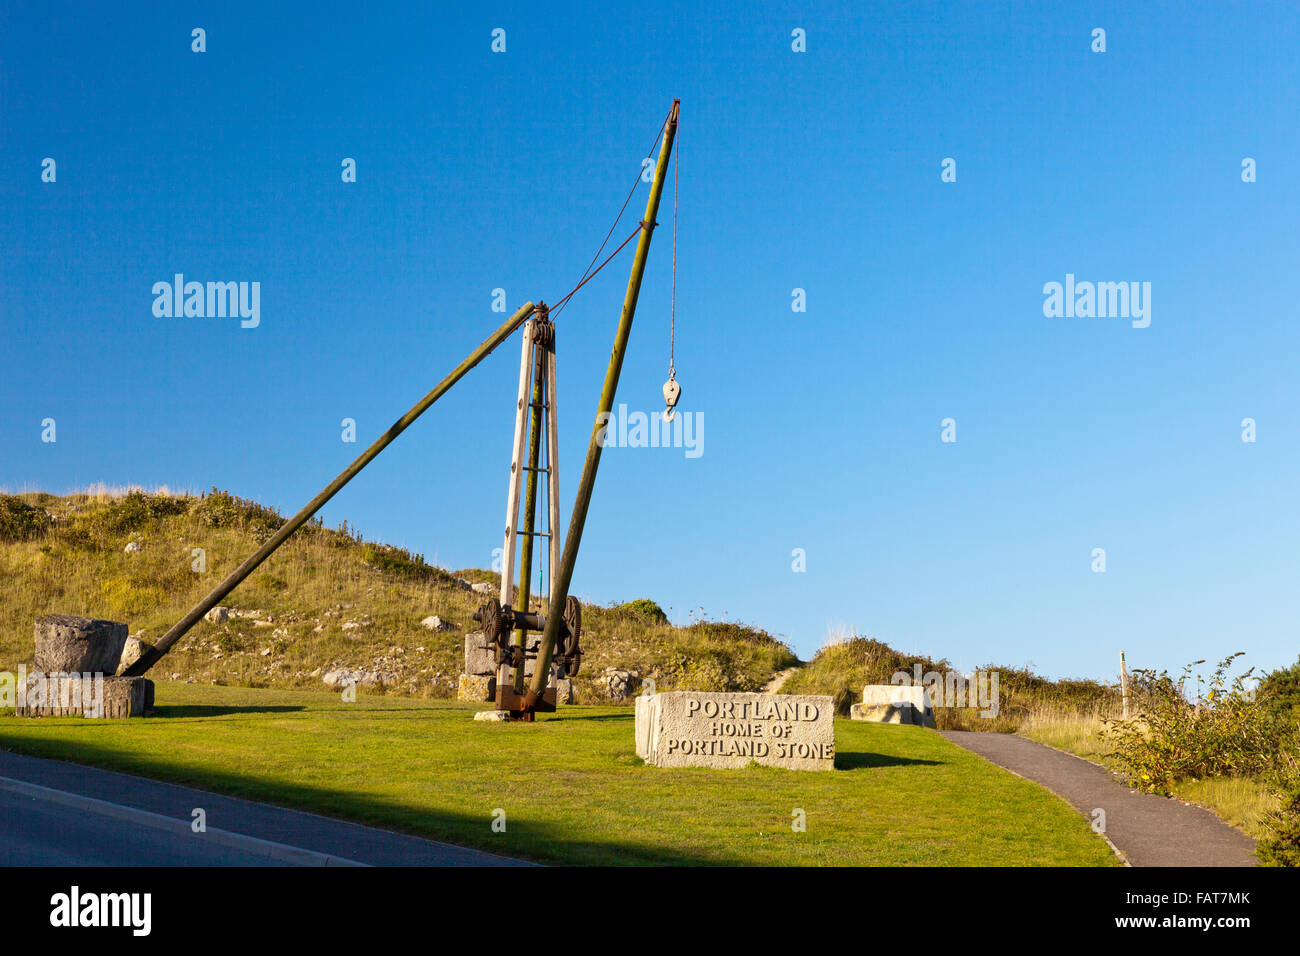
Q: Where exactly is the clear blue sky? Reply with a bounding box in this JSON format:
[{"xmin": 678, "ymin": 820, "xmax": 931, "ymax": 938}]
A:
[{"xmin": 3, "ymin": 1, "xmax": 1297, "ymax": 681}]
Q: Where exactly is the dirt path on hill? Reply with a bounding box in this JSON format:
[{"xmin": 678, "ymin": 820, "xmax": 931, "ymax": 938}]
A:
[
  {"xmin": 940, "ymin": 731, "xmax": 1257, "ymax": 866},
  {"xmin": 760, "ymin": 667, "xmax": 799, "ymax": 694}
]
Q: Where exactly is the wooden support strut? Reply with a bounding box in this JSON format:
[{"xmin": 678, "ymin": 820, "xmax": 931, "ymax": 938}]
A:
[
  {"xmin": 525, "ymin": 99, "xmax": 680, "ymax": 710},
  {"xmin": 546, "ymin": 342, "xmax": 561, "ymax": 597},
  {"xmin": 123, "ymin": 302, "xmax": 537, "ymax": 677},
  {"xmin": 512, "ymin": 306, "xmax": 551, "ymax": 694},
  {"xmin": 497, "ymin": 318, "xmax": 536, "ymax": 695}
]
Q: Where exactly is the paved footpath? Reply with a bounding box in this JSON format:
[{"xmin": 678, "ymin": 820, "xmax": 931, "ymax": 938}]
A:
[
  {"xmin": 940, "ymin": 731, "xmax": 1257, "ymax": 866},
  {"xmin": 0, "ymin": 750, "xmax": 529, "ymax": 867}
]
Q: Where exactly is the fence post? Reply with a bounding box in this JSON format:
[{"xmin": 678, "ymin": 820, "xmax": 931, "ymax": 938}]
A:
[{"xmin": 1120, "ymin": 651, "xmax": 1130, "ymax": 720}]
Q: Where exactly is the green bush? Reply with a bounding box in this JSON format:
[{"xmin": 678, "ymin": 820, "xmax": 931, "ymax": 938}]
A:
[
  {"xmin": 0, "ymin": 496, "xmax": 53, "ymax": 541},
  {"xmin": 88, "ymin": 490, "xmax": 188, "ymax": 536},
  {"xmin": 1257, "ymin": 750, "xmax": 1300, "ymax": 867},
  {"xmin": 191, "ymin": 488, "xmax": 283, "ymax": 541},
  {"xmin": 1104, "ymin": 654, "xmax": 1286, "ymax": 792},
  {"xmin": 1257, "ymin": 787, "xmax": 1300, "ymax": 866},
  {"xmin": 1259, "ymin": 656, "xmax": 1300, "ymax": 728},
  {"xmin": 362, "ymin": 544, "xmax": 455, "ymax": 585},
  {"xmin": 674, "ymin": 653, "xmax": 730, "ymax": 691},
  {"xmin": 55, "ymin": 490, "xmax": 189, "ymax": 549},
  {"xmin": 682, "ymin": 619, "xmax": 788, "ymax": 651},
  {"xmin": 613, "ymin": 599, "xmax": 669, "ymax": 625}
]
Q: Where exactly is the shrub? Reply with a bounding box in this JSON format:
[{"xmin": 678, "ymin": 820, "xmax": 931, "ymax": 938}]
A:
[
  {"xmin": 1258, "ymin": 788, "xmax": 1300, "ymax": 866},
  {"xmin": 682, "ymin": 619, "xmax": 788, "ymax": 650},
  {"xmin": 0, "ymin": 495, "xmax": 53, "ymax": 541},
  {"xmin": 1259, "ymin": 656, "xmax": 1300, "ymax": 729},
  {"xmin": 87, "ymin": 490, "xmax": 188, "ymax": 536},
  {"xmin": 1257, "ymin": 751, "xmax": 1300, "ymax": 867},
  {"xmin": 192, "ymin": 488, "xmax": 283, "ymax": 541},
  {"xmin": 1104, "ymin": 654, "xmax": 1286, "ymax": 792},
  {"xmin": 674, "ymin": 654, "xmax": 730, "ymax": 691},
  {"xmin": 613, "ymin": 599, "xmax": 669, "ymax": 625},
  {"xmin": 362, "ymin": 544, "xmax": 455, "ymax": 585}
]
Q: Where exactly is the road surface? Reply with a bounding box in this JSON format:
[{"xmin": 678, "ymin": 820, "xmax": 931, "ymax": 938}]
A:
[{"xmin": 0, "ymin": 750, "xmax": 528, "ymax": 867}]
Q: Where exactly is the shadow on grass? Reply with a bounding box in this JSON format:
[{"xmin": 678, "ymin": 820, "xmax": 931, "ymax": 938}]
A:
[
  {"xmin": 154, "ymin": 705, "xmax": 307, "ymax": 718},
  {"xmin": 836, "ymin": 751, "xmax": 943, "ymax": 770},
  {"xmin": 540, "ymin": 712, "xmax": 631, "ymax": 723},
  {"xmin": 0, "ymin": 735, "xmax": 742, "ymax": 866}
]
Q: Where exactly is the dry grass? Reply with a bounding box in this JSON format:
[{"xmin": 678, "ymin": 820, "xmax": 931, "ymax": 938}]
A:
[
  {"xmin": 1172, "ymin": 776, "xmax": 1280, "ymax": 837},
  {"xmin": 1018, "ymin": 708, "xmax": 1118, "ymax": 762}
]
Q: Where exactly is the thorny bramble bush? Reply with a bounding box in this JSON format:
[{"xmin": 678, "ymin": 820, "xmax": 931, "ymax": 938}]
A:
[
  {"xmin": 1103, "ymin": 653, "xmax": 1300, "ymax": 866},
  {"xmin": 1103, "ymin": 653, "xmax": 1284, "ymax": 791},
  {"xmin": 1257, "ymin": 749, "xmax": 1300, "ymax": 867},
  {"xmin": 1259, "ymin": 655, "xmax": 1300, "ymax": 728}
]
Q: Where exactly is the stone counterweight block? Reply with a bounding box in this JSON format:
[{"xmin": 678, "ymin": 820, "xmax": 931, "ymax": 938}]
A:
[
  {"xmin": 15, "ymin": 675, "xmax": 154, "ymax": 718},
  {"xmin": 464, "ymin": 633, "xmax": 496, "ymax": 676},
  {"xmin": 34, "ymin": 615, "xmax": 128, "ymax": 675}
]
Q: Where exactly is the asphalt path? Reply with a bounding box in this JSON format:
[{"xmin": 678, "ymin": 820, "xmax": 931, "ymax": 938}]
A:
[{"xmin": 941, "ymin": 730, "xmax": 1258, "ymax": 867}]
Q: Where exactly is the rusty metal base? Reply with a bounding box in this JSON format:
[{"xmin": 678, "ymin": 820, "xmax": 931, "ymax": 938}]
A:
[{"xmin": 494, "ymin": 683, "xmax": 557, "ymax": 721}]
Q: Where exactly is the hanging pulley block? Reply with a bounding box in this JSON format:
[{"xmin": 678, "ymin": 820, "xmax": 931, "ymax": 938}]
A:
[{"xmin": 662, "ymin": 373, "xmax": 682, "ymax": 422}]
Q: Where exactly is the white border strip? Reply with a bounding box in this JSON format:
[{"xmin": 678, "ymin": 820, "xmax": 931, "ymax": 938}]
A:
[{"xmin": 0, "ymin": 775, "xmax": 368, "ymax": 867}]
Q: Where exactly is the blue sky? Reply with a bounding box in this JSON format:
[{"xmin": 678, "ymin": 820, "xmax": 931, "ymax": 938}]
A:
[{"xmin": 2, "ymin": 1, "xmax": 1297, "ymax": 681}]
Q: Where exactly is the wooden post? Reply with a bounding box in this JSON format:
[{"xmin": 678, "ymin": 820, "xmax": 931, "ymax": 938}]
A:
[
  {"xmin": 500, "ymin": 320, "xmax": 535, "ymax": 609},
  {"xmin": 527, "ymin": 100, "xmax": 680, "ymax": 706},
  {"xmin": 123, "ymin": 302, "xmax": 536, "ymax": 676},
  {"xmin": 1120, "ymin": 651, "xmax": 1129, "ymax": 720},
  {"xmin": 511, "ymin": 309, "xmax": 550, "ymax": 693},
  {"xmin": 496, "ymin": 319, "xmax": 535, "ymax": 694},
  {"xmin": 545, "ymin": 343, "xmax": 561, "ymax": 598}
]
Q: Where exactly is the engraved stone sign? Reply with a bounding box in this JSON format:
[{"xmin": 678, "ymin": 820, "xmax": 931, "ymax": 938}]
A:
[{"xmin": 635, "ymin": 691, "xmax": 836, "ymax": 771}]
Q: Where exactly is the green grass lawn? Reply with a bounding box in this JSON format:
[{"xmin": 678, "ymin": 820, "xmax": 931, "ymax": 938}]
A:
[{"xmin": 0, "ymin": 683, "xmax": 1119, "ymax": 866}]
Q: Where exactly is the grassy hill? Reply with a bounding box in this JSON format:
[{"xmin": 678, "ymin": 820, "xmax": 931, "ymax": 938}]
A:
[{"xmin": 0, "ymin": 489, "xmax": 796, "ymax": 700}]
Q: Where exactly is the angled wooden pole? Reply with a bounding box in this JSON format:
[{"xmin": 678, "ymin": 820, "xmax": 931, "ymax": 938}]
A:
[
  {"xmin": 124, "ymin": 302, "xmax": 536, "ymax": 677},
  {"xmin": 527, "ymin": 100, "xmax": 679, "ymax": 706}
]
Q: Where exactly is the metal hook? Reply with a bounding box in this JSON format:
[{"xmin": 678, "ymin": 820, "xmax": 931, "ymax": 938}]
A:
[{"xmin": 662, "ymin": 371, "xmax": 681, "ymax": 422}]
